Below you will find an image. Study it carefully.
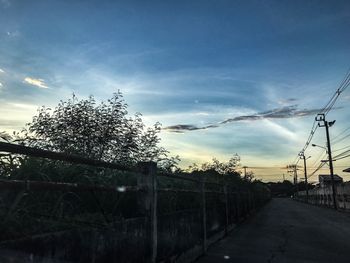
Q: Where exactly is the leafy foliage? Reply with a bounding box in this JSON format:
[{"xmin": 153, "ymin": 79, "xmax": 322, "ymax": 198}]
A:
[
  {"xmin": 12, "ymin": 92, "xmax": 177, "ymax": 167},
  {"xmin": 184, "ymin": 155, "xmax": 242, "ymax": 180},
  {"xmin": 185, "ymin": 154, "xmax": 240, "ymax": 174},
  {"xmin": 201, "ymin": 154, "xmax": 241, "ymax": 175}
]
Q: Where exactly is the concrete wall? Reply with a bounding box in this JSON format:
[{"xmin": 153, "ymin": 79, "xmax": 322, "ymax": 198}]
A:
[
  {"xmin": 0, "ymin": 190, "xmax": 267, "ymax": 263},
  {"xmin": 0, "ymin": 162, "xmax": 271, "ymax": 262},
  {"xmin": 296, "ymin": 183, "xmax": 350, "ymax": 210}
]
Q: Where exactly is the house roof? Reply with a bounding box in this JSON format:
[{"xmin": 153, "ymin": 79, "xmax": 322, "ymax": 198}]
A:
[{"xmin": 319, "ymin": 174, "xmax": 343, "ymax": 181}]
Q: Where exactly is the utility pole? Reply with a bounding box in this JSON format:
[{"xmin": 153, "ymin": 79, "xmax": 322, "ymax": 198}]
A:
[
  {"xmin": 294, "ymin": 166, "xmax": 298, "ymax": 196},
  {"xmin": 299, "ymin": 152, "xmax": 309, "ymax": 203},
  {"xmin": 287, "ymin": 164, "xmax": 298, "ymax": 197},
  {"xmin": 282, "ymin": 173, "xmax": 285, "ymax": 182},
  {"xmin": 315, "ymin": 113, "xmax": 337, "ymax": 209},
  {"xmin": 243, "ymin": 166, "xmax": 248, "ymax": 178}
]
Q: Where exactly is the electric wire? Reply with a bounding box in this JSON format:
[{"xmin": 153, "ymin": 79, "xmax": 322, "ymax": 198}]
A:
[
  {"xmin": 332, "ymin": 126, "xmax": 350, "ymax": 141},
  {"xmin": 292, "ymin": 69, "xmax": 350, "ymax": 166},
  {"xmin": 333, "ymin": 149, "xmax": 350, "ymax": 159},
  {"xmin": 332, "ymin": 132, "xmax": 350, "ymax": 145},
  {"xmin": 333, "ymin": 145, "xmax": 350, "ymax": 152},
  {"xmin": 333, "ymin": 153, "xmax": 350, "ymax": 161},
  {"xmin": 308, "ymin": 162, "xmax": 326, "ymax": 179},
  {"xmin": 310, "ymin": 150, "xmax": 327, "ymax": 168}
]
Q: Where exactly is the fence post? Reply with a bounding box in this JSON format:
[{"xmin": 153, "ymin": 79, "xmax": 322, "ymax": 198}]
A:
[
  {"xmin": 235, "ymin": 191, "xmax": 240, "ymax": 223},
  {"xmin": 248, "ymin": 191, "xmax": 253, "ymax": 212},
  {"xmin": 137, "ymin": 162, "xmax": 157, "ymax": 263},
  {"xmin": 223, "ymin": 184, "xmax": 229, "ymax": 236},
  {"xmin": 243, "ymin": 192, "xmax": 248, "ymax": 217},
  {"xmin": 199, "ymin": 176, "xmax": 207, "ymax": 254},
  {"xmin": 246, "ymin": 193, "xmax": 250, "ymax": 216},
  {"xmin": 247, "ymin": 191, "xmax": 251, "ymax": 212},
  {"xmin": 251, "ymin": 191, "xmax": 255, "ymax": 211}
]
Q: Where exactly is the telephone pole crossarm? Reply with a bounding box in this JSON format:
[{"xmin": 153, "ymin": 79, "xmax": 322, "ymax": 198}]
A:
[{"xmin": 315, "ymin": 113, "xmax": 337, "ymax": 209}]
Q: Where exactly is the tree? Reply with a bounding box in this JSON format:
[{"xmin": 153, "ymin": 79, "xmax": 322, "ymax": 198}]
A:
[
  {"xmin": 193, "ymin": 154, "xmax": 240, "ymax": 175},
  {"xmin": 0, "ymin": 132, "xmax": 21, "ymax": 178},
  {"xmin": 12, "ymin": 92, "xmax": 177, "ymax": 167}
]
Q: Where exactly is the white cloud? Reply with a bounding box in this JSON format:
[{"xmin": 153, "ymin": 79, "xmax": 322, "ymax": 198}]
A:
[
  {"xmin": 0, "ymin": 101, "xmax": 38, "ymax": 132},
  {"xmin": 24, "ymin": 77, "xmax": 49, "ymax": 89},
  {"xmin": 262, "ymin": 119, "xmax": 299, "ymax": 142},
  {"xmin": 9, "ymin": 103, "xmax": 38, "ymax": 110},
  {"xmin": 8, "ymin": 31, "xmax": 20, "ymax": 38}
]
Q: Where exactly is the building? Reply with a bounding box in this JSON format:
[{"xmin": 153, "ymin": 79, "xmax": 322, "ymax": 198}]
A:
[{"xmin": 318, "ymin": 174, "xmax": 343, "ymax": 188}]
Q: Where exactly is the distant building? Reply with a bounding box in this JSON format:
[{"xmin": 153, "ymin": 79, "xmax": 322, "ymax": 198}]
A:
[{"xmin": 319, "ymin": 174, "xmax": 343, "ymax": 188}]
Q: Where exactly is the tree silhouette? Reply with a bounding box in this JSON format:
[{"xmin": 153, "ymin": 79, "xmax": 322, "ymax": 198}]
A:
[{"xmin": 14, "ymin": 92, "xmax": 177, "ymax": 167}]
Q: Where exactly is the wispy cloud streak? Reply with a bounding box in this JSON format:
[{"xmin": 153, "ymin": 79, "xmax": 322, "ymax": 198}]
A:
[
  {"xmin": 164, "ymin": 105, "xmax": 321, "ymax": 132},
  {"xmin": 221, "ymin": 105, "xmax": 320, "ymax": 123},
  {"xmin": 163, "ymin": 124, "xmax": 219, "ymax": 133},
  {"xmin": 23, "ymin": 77, "xmax": 49, "ymax": 89}
]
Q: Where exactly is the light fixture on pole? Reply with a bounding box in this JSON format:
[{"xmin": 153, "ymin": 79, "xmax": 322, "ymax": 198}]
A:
[
  {"xmin": 311, "ymin": 144, "xmax": 327, "ymax": 152},
  {"xmin": 315, "ymin": 113, "xmax": 337, "ymax": 210}
]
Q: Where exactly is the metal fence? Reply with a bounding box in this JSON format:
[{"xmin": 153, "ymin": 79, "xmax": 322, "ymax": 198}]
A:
[{"xmin": 0, "ymin": 141, "xmax": 269, "ymax": 263}]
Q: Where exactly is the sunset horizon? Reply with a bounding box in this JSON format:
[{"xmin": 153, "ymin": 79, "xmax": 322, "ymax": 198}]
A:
[{"xmin": 1, "ymin": 0, "xmax": 350, "ymax": 182}]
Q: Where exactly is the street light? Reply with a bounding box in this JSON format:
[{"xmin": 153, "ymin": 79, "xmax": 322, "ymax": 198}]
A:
[{"xmin": 311, "ymin": 144, "xmax": 327, "ymax": 152}]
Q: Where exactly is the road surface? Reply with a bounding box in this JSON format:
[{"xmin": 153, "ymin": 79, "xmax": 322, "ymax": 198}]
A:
[{"xmin": 196, "ymin": 198, "xmax": 350, "ymax": 263}]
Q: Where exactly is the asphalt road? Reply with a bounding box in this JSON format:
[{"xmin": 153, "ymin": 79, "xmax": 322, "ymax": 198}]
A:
[{"xmin": 196, "ymin": 198, "xmax": 350, "ymax": 263}]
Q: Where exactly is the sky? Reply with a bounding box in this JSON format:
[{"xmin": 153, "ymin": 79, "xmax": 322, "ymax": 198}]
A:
[{"xmin": 0, "ymin": 0, "xmax": 350, "ymax": 182}]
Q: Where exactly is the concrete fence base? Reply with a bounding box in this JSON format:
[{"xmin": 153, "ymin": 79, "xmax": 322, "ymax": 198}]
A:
[{"xmin": 295, "ymin": 183, "xmax": 350, "ymax": 211}]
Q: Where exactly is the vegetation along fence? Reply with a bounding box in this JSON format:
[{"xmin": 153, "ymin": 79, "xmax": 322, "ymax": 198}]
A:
[{"xmin": 0, "ymin": 141, "xmax": 270, "ymax": 263}]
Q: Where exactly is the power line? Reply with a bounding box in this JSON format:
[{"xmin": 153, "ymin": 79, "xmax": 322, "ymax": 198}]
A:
[
  {"xmin": 310, "ymin": 150, "xmax": 327, "ymax": 168},
  {"xmin": 333, "ymin": 153, "xmax": 350, "ymax": 161},
  {"xmin": 292, "ymin": 69, "xmax": 350, "ymax": 165},
  {"xmin": 332, "ymin": 126, "xmax": 350, "ymax": 141},
  {"xmin": 333, "ymin": 132, "xmax": 350, "ymax": 145},
  {"xmin": 333, "ymin": 145, "xmax": 350, "ymax": 152},
  {"xmin": 308, "ymin": 162, "xmax": 326, "ymax": 179},
  {"xmin": 333, "ymin": 149, "xmax": 350, "ymax": 159},
  {"xmin": 306, "ymin": 148, "xmax": 350, "ymax": 186}
]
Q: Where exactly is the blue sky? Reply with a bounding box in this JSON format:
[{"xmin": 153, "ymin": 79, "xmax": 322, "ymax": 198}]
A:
[{"xmin": 1, "ymin": 0, "xmax": 350, "ymax": 181}]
